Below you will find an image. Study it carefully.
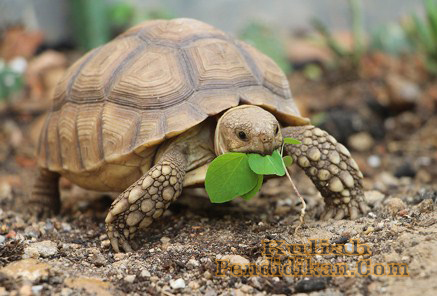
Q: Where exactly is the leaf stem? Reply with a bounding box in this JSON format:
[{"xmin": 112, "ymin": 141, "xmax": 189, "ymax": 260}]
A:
[{"xmin": 281, "ymin": 143, "xmax": 306, "ymax": 234}]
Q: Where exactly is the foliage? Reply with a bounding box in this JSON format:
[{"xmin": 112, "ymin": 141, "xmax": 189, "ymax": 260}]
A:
[
  {"xmin": 108, "ymin": 3, "xmax": 174, "ymax": 32},
  {"xmin": 240, "ymin": 21, "xmax": 292, "ymax": 74},
  {"xmin": 0, "ymin": 59, "xmax": 24, "ymax": 101},
  {"xmin": 205, "ymin": 138, "xmax": 301, "ymax": 203},
  {"xmin": 404, "ymin": 0, "xmax": 437, "ymax": 75},
  {"xmin": 248, "ymin": 150, "xmax": 285, "ymax": 176},
  {"xmin": 312, "ymin": 0, "xmax": 365, "ymax": 71},
  {"xmin": 370, "ymin": 22, "xmax": 411, "ymax": 55},
  {"xmin": 71, "ymin": 0, "xmax": 110, "ymax": 51}
]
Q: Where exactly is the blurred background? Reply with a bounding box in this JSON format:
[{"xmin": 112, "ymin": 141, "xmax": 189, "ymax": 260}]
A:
[{"xmin": 0, "ymin": 0, "xmax": 436, "ymax": 207}]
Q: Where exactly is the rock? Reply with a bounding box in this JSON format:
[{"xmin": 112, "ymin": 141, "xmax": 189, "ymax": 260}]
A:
[
  {"xmin": 60, "ymin": 288, "xmax": 73, "ymax": 296},
  {"xmin": 187, "ymin": 258, "xmax": 199, "ymax": 269},
  {"xmin": 90, "ymin": 253, "xmax": 106, "ymax": 267},
  {"xmin": 24, "ymin": 240, "xmax": 58, "ymax": 258},
  {"xmin": 386, "ymin": 73, "xmax": 421, "ymax": 107},
  {"xmin": 348, "ymin": 132, "xmax": 374, "ymax": 152},
  {"xmin": 415, "ymin": 199, "xmax": 434, "ymax": 213},
  {"xmin": 19, "ymin": 285, "xmax": 32, "ymax": 296},
  {"xmin": 295, "ymin": 278, "xmax": 327, "ymax": 293},
  {"xmin": 140, "ymin": 269, "xmax": 151, "ymax": 277},
  {"xmin": 24, "ymin": 226, "xmax": 40, "ymax": 238},
  {"xmin": 61, "ymin": 223, "xmax": 72, "ymax": 232},
  {"xmin": 188, "ymin": 281, "xmax": 200, "ymax": 290},
  {"xmin": 203, "ymin": 270, "xmax": 212, "ymax": 279},
  {"xmin": 221, "ymin": 255, "xmax": 250, "ymax": 267},
  {"xmin": 113, "ymin": 253, "xmax": 127, "ymax": 261},
  {"xmin": 170, "ymin": 278, "xmax": 186, "ymax": 289},
  {"xmin": 367, "ymin": 155, "xmax": 381, "ymax": 168},
  {"xmin": 32, "ymin": 285, "xmax": 43, "ymax": 295},
  {"xmin": 384, "ymin": 198, "xmax": 407, "ymax": 216},
  {"xmin": 204, "ymin": 288, "xmax": 217, "ymax": 296},
  {"xmin": 64, "ymin": 277, "xmax": 114, "ymax": 296},
  {"xmin": 0, "ymin": 259, "xmax": 50, "ymax": 283},
  {"xmin": 124, "ymin": 275, "xmax": 136, "ymax": 283},
  {"xmin": 363, "ymin": 226, "xmax": 375, "ymax": 235},
  {"xmin": 365, "ymin": 190, "xmax": 385, "ymax": 207},
  {"xmin": 100, "ymin": 240, "xmax": 110, "ymax": 248},
  {"xmin": 394, "ymin": 163, "xmax": 416, "ymax": 178}
]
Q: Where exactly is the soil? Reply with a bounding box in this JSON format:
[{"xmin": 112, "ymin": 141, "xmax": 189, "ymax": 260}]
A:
[{"xmin": 0, "ymin": 67, "xmax": 436, "ymax": 295}]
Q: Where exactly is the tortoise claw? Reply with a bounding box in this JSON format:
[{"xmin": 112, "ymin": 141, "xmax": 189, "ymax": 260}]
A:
[{"xmin": 334, "ymin": 209, "xmax": 345, "ymax": 220}]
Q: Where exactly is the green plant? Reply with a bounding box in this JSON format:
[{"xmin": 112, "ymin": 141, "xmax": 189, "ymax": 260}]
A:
[
  {"xmin": 240, "ymin": 21, "xmax": 292, "ymax": 74},
  {"xmin": 370, "ymin": 22, "xmax": 411, "ymax": 55},
  {"xmin": 205, "ymin": 137, "xmax": 306, "ymax": 232},
  {"xmin": 312, "ymin": 0, "xmax": 365, "ymax": 70},
  {"xmin": 405, "ymin": 0, "xmax": 437, "ymax": 74},
  {"xmin": 0, "ymin": 60, "xmax": 24, "ymax": 101},
  {"xmin": 71, "ymin": 0, "xmax": 110, "ymax": 51},
  {"xmin": 205, "ymin": 138, "xmax": 300, "ymax": 203}
]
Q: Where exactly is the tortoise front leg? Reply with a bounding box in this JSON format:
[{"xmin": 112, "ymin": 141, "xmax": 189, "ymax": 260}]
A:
[
  {"xmin": 30, "ymin": 168, "xmax": 61, "ymax": 218},
  {"xmin": 282, "ymin": 126, "xmax": 369, "ymax": 220},
  {"xmin": 105, "ymin": 147, "xmax": 187, "ymax": 252}
]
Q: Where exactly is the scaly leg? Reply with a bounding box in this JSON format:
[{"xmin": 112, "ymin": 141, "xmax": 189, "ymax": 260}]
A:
[
  {"xmin": 30, "ymin": 168, "xmax": 61, "ymax": 218},
  {"xmin": 105, "ymin": 146, "xmax": 187, "ymax": 252},
  {"xmin": 282, "ymin": 126, "xmax": 369, "ymax": 220}
]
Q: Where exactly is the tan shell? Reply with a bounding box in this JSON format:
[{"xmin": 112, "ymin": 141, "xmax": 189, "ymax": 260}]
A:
[{"xmin": 37, "ymin": 18, "xmax": 308, "ymax": 178}]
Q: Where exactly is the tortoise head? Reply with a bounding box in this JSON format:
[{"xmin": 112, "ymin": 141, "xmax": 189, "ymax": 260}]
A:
[{"xmin": 215, "ymin": 105, "xmax": 282, "ymax": 155}]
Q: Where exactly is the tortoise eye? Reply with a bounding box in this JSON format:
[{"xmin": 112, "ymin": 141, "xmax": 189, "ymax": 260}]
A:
[
  {"xmin": 275, "ymin": 125, "xmax": 279, "ymax": 135},
  {"xmin": 237, "ymin": 131, "xmax": 248, "ymax": 141}
]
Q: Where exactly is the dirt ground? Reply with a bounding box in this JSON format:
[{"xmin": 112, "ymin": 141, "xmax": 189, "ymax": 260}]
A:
[{"xmin": 0, "ymin": 70, "xmax": 436, "ymax": 295}]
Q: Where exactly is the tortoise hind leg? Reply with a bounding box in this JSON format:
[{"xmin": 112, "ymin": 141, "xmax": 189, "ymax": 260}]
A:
[
  {"xmin": 282, "ymin": 126, "xmax": 369, "ymax": 220},
  {"xmin": 30, "ymin": 168, "xmax": 61, "ymax": 218},
  {"xmin": 105, "ymin": 146, "xmax": 187, "ymax": 252}
]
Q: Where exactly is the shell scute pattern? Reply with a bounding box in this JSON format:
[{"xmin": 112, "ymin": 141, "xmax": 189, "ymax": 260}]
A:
[{"xmin": 38, "ymin": 18, "xmax": 303, "ymax": 174}]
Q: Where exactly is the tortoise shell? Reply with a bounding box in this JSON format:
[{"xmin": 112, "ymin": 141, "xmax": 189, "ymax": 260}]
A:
[{"xmin": 37, "ymin": 18, "xmax": 308, "ymax": 177}]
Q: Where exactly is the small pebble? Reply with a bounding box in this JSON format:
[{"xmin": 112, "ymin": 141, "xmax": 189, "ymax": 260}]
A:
[
  {"xmin": 32, "ymin": 285, "xmax": 43, "ymax": 295},
  {"xmin": 170, "ymin": 278, "xmax": 186, "ymax": 289},
  {"xmin": 141, "ymin": 269, "xmax": 151, "ymax": 277},
  {"xmin": 367, "ymin": 155, "xmax": 381, "ymax": 168},
  {"xmin": 295, "ymin": 278, "xmax": 327, "ymax": 293},
  {"xmin": 188, "ymin": 281, "xmax": 200, "ymax": 290},
  {"xmin": 0, "ymin": 235, "xmax": 5, "ymax": 244},
  {"xmin": 113, "ymin": 253, "xmax": 127, "ymax": 261},
  {"xmin": 203, "ymin": 270, "xmax": 212, "ymax": 279},
  {"xmin": 61, "ymin": 223, "xmax": 72, "ymax": 232},
  {"xmin": 101, "ymin": 240, "xmax": 110, "ymax": 248},
  {"xmin": 124, "ymin": 275, "xmax": 136, "ymax": 283},
  {"xmin": 363, "ymin": 226, "xmax": 375, "ymax": 235},
  {"xmin": 24, "ymin": 240, "xmax": 58, "ymax": 258},
  {"xmin": 187, "ymin": 258, "xmax": 199, "ymax": 268}
]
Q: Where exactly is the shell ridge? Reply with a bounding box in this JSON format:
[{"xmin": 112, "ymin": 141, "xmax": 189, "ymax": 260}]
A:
[{"xmin": 65, "ymin": 47, "xmax": 102, "ymax": 100}]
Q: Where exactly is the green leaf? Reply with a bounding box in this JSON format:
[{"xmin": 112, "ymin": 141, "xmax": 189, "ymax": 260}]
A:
[
  {"xmin": 248, "ymin": 150, "xmax": 285, "ymax": 176},
  {"xmin": 284, "ymin": 137, "xmax": 302, "ymax": 145},
  {"xmin": 205, "ymin": 153, "xmax": 259, "ymax": 203},
  {"xmin": 241, "ymin": 175, "xmax": 264, "ymax": 200},
  {"xmin": 283, "ymin": 156, "xmax": 293, "ymax": 167}
]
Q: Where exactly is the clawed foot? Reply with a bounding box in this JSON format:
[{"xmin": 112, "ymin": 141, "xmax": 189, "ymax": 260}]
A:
[
  {"xmin": 282, "ymin": 125, "xmax": 370, "ymax": 220},
  {"xmin": 320, "ymin": 199, "xmax": 370, "ymax": 220},
  {"xmin": 106, "ymin": 214, "xmax": 135, "ymax": 253}
]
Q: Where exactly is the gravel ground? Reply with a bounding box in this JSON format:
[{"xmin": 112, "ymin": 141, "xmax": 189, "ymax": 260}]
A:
[{"xmin": 0, "ymin": 72, "xmax": 436, "ymax": 295}]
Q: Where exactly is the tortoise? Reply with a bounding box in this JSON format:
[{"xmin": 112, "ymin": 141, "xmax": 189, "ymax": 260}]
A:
[{"xmin": 32, "ymin": 18, "xmax": 368, "ymax": 252}]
